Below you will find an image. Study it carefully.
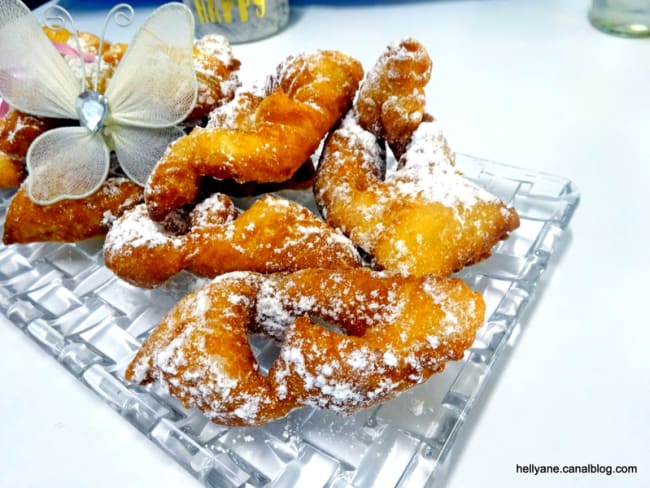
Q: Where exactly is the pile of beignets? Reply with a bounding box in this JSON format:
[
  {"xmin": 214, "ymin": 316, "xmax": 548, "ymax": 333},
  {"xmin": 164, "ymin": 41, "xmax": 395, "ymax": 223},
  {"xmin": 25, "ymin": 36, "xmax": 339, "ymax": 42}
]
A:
[{"xmin": 1, "ymin": 34, "xmax": 519, "ymax": 426}]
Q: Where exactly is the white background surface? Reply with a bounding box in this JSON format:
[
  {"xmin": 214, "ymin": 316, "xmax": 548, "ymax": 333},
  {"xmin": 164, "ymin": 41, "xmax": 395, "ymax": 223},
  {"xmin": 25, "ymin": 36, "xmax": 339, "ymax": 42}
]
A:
[{"xmin": 1, "ymin": 0, "xmax": 649, "ymax": 487}]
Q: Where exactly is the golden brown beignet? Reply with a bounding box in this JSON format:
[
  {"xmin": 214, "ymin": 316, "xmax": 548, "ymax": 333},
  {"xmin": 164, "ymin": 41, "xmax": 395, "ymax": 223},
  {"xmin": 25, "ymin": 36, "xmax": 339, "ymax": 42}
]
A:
[
  {"xmin": 355, "ymin": 37, "xmax": 432, "ymax": 159},
  {"xmin": 126, "ymin": 268, "xmax": 484, "ymax": 425},
  {"xmin": 144, "ymin": 50, "xmax": 363, "ymax": 221},
  {"xmin": 2, "ymin": 177, "xmax": 142, "ymax": 244},
  {"xmin": 104, "ymin": 194, "xmax": 362, "ymax": 288},
  {"xmin": 315, "ymin": 114, "xmax": 519, "ymax": 277}
]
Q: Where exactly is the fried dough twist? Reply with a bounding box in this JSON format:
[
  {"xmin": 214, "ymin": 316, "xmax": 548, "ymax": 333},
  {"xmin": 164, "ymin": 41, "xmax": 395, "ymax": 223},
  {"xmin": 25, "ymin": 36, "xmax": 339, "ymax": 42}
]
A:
[
  {"xmin": 144, "ymin": 50, "xmax": 364, "ymax": 222},
  {"xmin": 315, "ymin": 113, "xmax": 519, "ymax": 277},
  {"xmin": 314, "ymin": 38, "xmax": 519, "ymax": 277},
  {"xmin": 2, "ymin": 177, "xmax": 143, "ymax": 244},
  {"xmin": 189, "ymin": 34, "xmax": 241, "ymax": 119},
  {"xmin": 126, "ymin": 268, "xmax": 484, "ymax": 425},
  {"xmin": 104, "ymin": 194, "xmax": 362, "ymax": 288},
  {"xmin": 355, "ymin": 37, "xmax": 432, "ymax": 159}
]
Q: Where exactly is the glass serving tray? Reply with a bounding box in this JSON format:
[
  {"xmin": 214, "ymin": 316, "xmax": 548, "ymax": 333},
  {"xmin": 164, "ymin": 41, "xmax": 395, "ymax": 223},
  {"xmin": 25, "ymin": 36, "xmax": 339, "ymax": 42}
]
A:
[{"xmin": 0, "ymin": 154, "xmax": 579, "ymax": 488}]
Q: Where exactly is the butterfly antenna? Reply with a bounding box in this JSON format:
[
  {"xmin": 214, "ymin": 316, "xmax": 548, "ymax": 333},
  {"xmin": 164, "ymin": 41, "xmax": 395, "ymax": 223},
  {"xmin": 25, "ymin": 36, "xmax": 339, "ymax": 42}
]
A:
[
  {"xmin": 96, "ymin": 3, "xmax": 135, "ymax": 92},
  {"xmin": 42, "ymin": 4, "xmax": 87, "ymax": 91}
]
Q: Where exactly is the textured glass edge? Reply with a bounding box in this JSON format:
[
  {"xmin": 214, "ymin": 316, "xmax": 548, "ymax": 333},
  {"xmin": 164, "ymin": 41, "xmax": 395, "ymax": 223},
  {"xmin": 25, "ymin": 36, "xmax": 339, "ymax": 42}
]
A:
[
  {"xmin": 0, "ymin": 155, "xmax": 580, "ymax": 488},
  {"xmin": 423, "ymin": 154, "xmax": 580, "ymax": 487}
]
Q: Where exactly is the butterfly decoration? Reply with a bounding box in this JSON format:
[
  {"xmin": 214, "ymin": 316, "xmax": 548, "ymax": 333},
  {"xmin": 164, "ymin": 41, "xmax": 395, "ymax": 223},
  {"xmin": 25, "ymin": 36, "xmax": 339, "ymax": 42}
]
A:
[{"xmin": 0, "ymin": 0, "xmax": 198, "ymax": 204}]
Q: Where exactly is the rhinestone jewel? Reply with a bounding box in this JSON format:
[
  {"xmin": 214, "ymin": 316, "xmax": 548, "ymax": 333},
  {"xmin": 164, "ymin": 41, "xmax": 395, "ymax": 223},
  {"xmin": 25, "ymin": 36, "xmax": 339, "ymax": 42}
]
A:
[{"xmin": 75, "ymin": 90, "xmax": 108, "ymax": 133}]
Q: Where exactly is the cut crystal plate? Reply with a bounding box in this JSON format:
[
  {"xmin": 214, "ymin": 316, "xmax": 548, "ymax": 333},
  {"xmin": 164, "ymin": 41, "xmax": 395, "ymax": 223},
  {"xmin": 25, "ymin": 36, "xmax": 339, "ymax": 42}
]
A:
[{"xmin": 0, "ymin": 154, "xmax": 579, "ymax": 487}]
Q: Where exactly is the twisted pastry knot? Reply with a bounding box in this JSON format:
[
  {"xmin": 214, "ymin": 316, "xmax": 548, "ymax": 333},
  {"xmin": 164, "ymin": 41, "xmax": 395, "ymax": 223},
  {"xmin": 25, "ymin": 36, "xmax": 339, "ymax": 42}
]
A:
[
  {"xmin": 2, "ymin": 177, "xmax": 143, "ymax": 244},
  {"xmin": 355, "ymin": 37, "xmax": 433, "ymax": 159},
  {"xmin": 125, "ymin": 268, "xmax": 485, "ymax": 426},
  {"xmin": 189, "ymin": 34, "xmax": 242, "ymax": 119},
  {"xmin": 144, "ymin": 50, "xmax": 364, "ymax": 222},
  {"xmin": 104, "ymin": 194, "xmax": 362, "ymax": 288},
  {"xmin": 314, "ymin": 38, "xmax": 520, "ymax": 277}
]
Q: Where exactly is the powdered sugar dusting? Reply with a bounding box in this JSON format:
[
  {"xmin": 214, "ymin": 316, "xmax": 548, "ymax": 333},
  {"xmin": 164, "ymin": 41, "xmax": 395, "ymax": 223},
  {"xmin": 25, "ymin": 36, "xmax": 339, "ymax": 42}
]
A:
[
  {"xmin": 387, "ymin": 121, "xmax": 499, "ymax": 210},
  {"xmin": 3, "ymin": 113, "xmax": 28, "ymax": 144},
  {"xmin": 105, "ymin": 204, "xmax": 184, "ymax": 255},
  {"xmin": 206, "ymin": 87, "xmax": 262, "ymax": 129},
  {"xmin": 315, "ymin": 106, "xmax": 519, "ymax": 277},
  {"xmin": 193, "ymin": 34, "xmax": 241, "ymax": 114},
  {"xmin": 190, "ymin": 193, "xmax": 238, "ymax": 228},
  {"xmin": 135, "ymin": 273, "xmax": 278, "ymax": 425},
  {"xmin": 129, "ymin": 268, "xmax": 483, "ymax": 424},
  {"xmin": 195, "ymin": 34, "xmax": 235, "ymax": 67},
  {"xmin": 337, "ymin": 112, "xmax": 385, "ymax": 165}
]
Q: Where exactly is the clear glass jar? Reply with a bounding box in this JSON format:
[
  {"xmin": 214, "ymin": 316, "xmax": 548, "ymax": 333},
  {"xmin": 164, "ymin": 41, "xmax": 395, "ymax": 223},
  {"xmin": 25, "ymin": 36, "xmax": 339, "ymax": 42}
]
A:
[
  {"xmin": 589, "ymin": 0, "xmax": 650, "ymax": 38},
  {"xmin": 184, "ymin": 0, "xmax": 290, "ymax": 43}
]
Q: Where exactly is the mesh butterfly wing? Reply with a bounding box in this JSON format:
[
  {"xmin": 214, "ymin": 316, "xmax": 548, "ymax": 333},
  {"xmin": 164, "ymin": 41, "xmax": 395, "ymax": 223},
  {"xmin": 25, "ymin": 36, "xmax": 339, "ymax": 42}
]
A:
[
  {"xmin": 0, "ymin": 0, "xmax": 79, "ymax": 119},
  {"xmin": 104, "ymin": 3, "xmax": 197, "ymax": 185},
  {"xmin": 26, "ymin": 127, "xmax": 109, "ymax": 204}
]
